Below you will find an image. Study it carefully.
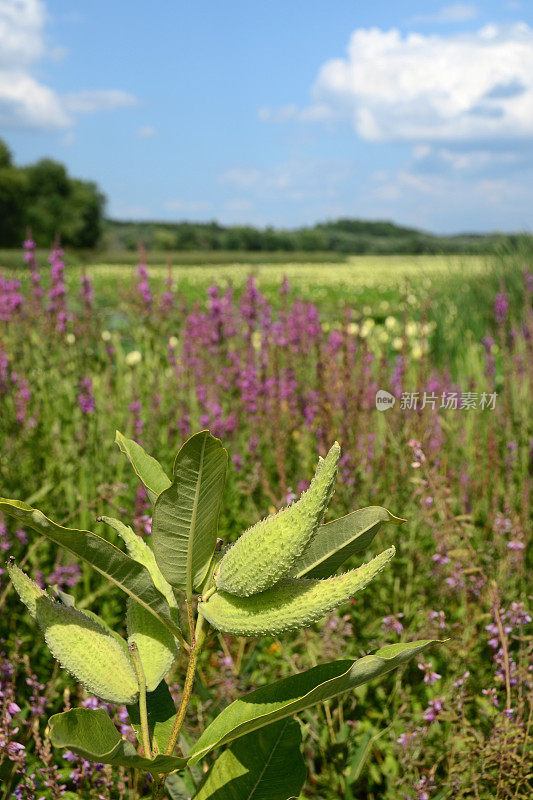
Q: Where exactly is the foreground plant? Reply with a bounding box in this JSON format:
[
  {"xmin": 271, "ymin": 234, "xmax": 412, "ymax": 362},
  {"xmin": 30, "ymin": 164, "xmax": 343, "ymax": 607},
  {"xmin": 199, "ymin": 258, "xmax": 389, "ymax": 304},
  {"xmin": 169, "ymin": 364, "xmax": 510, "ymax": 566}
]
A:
[{"xmin": 2, "ymin": 430, "xmax": 440, "ymax": 799}]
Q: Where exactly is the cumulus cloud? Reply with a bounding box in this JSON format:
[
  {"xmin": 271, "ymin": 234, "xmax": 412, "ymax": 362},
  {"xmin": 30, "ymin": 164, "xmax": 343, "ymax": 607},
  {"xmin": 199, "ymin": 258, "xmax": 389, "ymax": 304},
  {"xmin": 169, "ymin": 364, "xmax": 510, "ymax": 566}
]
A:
[
  {"xmin": 265, "ymin": 23, "xmax": 533, "ymax": 143},
  {"xmin": 0, "ymin": 70, "xmax": 71, "ymax": 128},
  {"xmin": 411, "ymin": 3, "xmax": 479, "ymax": 24},
  {"xmin": 0, "ymin": 0, "xmax": 45, "ymax": 68},
  {"xmin": 0, "ymin": 0, "xmax": 136, "ymax": 130},
  {"xmin": 136, "ymin": 125, "xmax": 157, "ymax": 138},
  {"xmin": 64, "ymin": 90, "xmax": 137, "ymax": 114},
  {"xmin": 164, "ymin": 199, "xmax": 213, "ymax": 213},
  {"xmin": 220, "ymin": 159, "xmax": 354, "ymax": 203}
]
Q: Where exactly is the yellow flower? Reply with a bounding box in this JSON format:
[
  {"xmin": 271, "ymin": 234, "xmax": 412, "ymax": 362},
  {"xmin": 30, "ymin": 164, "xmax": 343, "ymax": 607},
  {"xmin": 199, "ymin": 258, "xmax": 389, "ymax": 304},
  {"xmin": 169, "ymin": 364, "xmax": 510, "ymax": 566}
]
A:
[
  {"xmin": 392, "ymin": 337, "xmax": 404, "ymax": 351},
  {"xmin": 101, "ymin": 330, "xmax": 112, "ymax": 342},
  {"xmin": 360, "ymin": 319, "xmax": 375, "ymax": 339},
  {"xmin": 168, "ymin": 336, "xmax": 179, "ymax": 349},
  {"xmin": 125, "ymin": 350, "xmax": 142, "ymax": 367}
]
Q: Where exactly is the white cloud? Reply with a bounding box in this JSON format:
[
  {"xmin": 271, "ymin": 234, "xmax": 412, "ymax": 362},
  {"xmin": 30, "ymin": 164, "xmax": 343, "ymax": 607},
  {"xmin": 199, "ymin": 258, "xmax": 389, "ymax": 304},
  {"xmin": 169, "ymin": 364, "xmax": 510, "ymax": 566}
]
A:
[
  {"xmin": 64, "ymin": 90, "xmax": 137, "ymax": 114},
  {"xmin": 411, "ymin": 4, "xmax": 479, "ymax": 24},
  {"xmin": 0, "ymin": 0, "xmax": 137, "ymax": 130},
  {"xmin": 0, "ymin": 70, "xmax": 71, "ymax": 127},
  {"xmin": 163, "ymin": 199, "xmax": 213, "ymax": 213},
  {"xmin": 0, "ymin": 0, "xmax": 45, "ymax": 68},
  {"xmin": 269, "ymin": 23, "xmax": 533, "ymax": 144},
  {"xmin": 136, "ymin": 125, "xmax": 157, "ymax": 138},
  {"xmin": 220, "ymin": 159, "xmax": 353, "ymax": 204}
]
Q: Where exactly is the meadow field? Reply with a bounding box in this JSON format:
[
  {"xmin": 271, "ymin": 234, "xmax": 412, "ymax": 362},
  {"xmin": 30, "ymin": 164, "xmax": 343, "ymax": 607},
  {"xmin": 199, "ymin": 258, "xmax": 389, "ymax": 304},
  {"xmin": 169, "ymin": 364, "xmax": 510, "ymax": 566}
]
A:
[{"xmin": 0, "ymin": 244, "xmax": 531, "ymax": 799}]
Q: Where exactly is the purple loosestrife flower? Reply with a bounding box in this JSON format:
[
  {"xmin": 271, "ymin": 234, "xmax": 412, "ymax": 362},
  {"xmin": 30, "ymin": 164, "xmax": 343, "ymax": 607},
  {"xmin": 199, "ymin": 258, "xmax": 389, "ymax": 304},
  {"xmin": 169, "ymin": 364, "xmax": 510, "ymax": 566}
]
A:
[
  {"xmin": 422, "ymin": 697, "xmax": 444, "ymax": 723},
  {"xmin": 429, "ymin": 610, "xmax": 447, "ymax": 629},
  {"xmin": 134, "ymin": 485, "xmax": 151, "ymax": 536},
  {"xmin": 0, "ymin": 272, "xmax": 24, "ymax": 321},
  {"xmin": 382, "ymin": 613, "xmax": 404, "ymax": 635},
  {"xmin": 48, "ymin": 563, "xmax": 81, "ymax": 590},
  {"xmin": 408, "ymin": 439, "xmax": 426, "ymax": 469},
  {"xmin": 414, "ymin": 775, "xmax": 435, "ymax": 800},
  {"xmin": 12, "ymin": 374, "xmax": 32, "ymax": 424},
  {"xmin": 494, "ymin": 291, "xmax": 509, "ymax": 325},
  {"xmin": 418, "ymin": 661, "xmax": 442, "ymax": 684},
  {"xmin": 47, "ymin": 245, "xmax": 67, "ymax": 317},
  {"xmin": 279, "ymin": 274, "xmax": 290, "ymax": 296},
  {"xmin": 79, "ymin": 271, "xmax": 94, "ymax": 311},
  {"xmin": 23, "ymin": 237, "xmax": 44, "ymax": 303},
  {"xmin": 453, "ymin": 671, "xmax": 470, "ymax": 687},
  {"xmin": 77, "ymin": 376, "xmax": 95, "ymax": 414},
  {"xmin": 136, "ymin": 248, "xmax": 152, "ymax": 311},
  {"xmin": 160, "ymin": 265, "xmax": 175, "ymax": 315},
  {"xmin": 129, "ymin": 399, "xmax": 144, "ymax": 440},
  {"xmin": 0, "ymin": 346, "xmax": 9, "ymax": 393}
]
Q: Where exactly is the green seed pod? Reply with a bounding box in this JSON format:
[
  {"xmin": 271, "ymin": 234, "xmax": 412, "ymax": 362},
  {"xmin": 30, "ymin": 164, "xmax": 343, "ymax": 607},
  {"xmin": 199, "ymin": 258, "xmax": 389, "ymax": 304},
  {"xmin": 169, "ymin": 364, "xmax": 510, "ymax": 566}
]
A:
[
  {"xmin": 201, "ymin": 546, "xmax": 395, "ymax": 636},
  {"xmin": 126, "ymin": 599, "xmax": 178, "ymax": 692},
  {"xmin": 215, "ymin": 442, "xmax": 341, "ymax": 597},
  {"xmin": 36, "ymin": 596, "xmax": 139, "ymax": 704},
  {"xmin": 7, "ymin": 559, "xmax": 46, "ymax": 618}
]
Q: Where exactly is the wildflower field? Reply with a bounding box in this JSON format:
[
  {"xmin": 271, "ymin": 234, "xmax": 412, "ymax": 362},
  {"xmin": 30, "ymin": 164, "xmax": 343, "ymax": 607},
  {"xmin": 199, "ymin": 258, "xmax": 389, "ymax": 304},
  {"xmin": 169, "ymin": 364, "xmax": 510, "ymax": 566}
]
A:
[{"xmin": 0, "ymin": 242, "xmax": 531, "ymax": 799}]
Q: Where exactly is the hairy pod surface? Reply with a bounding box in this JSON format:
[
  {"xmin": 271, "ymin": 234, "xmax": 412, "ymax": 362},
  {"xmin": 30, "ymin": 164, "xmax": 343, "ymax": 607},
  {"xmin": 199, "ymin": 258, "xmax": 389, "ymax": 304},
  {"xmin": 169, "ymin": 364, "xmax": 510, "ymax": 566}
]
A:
[
  {"xmin": 7, "ymin": 560, "xmax": 46, "ymax": 618},
  {"xmin": 215, "ymin": 442, "xmax": 340, "ymax": 597},
  {"xmin": 126, "ymin": 599, "xmax": 178, "ymax": 692},
  {"xmin": 36, "ymin": 596, "xmax": 139, "ymax": 704},
  {"xmin": 201, "ymin": 546, "xmax": 395, "ymax": 636}
]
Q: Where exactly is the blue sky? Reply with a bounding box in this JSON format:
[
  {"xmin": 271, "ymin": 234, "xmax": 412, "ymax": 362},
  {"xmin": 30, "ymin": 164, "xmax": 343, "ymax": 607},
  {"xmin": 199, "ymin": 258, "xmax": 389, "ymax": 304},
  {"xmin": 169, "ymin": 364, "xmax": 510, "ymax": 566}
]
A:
[{"xmin": 1, "ymin": 0, "xmax": 532, "ymax": 233}]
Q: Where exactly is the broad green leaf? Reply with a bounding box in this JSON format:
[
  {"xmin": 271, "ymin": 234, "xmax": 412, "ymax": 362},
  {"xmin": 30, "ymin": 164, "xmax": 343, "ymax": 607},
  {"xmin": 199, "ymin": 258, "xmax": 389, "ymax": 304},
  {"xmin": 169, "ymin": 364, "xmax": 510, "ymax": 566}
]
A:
[
  {"xmin": 0, "ymin": 499, "xmax": 182, "ymax": 641},
  {"xmin": 100, "ymin": 516, "xmax": 178, "ymax": 609},
  {"xmin": 194, "ymin": 719, "xmax": 305, "ymax": 800},
  {"xmin": 128, "ymin": 679, "xmax": 177, "ymax": 755},
  {"xmin": 115, "ymin": 430, "xmax": 171, "ymax": 503},
  {"xmin": 166, "ymin": 772, "xmax": 197, "ymax": 800},
  {"xmin": 291, "ymin": 506, "xmax": 405, "ymax": 579},
  {"xmin": 151, "ymin": 431, "xmax": 227, "ymax": 599},
  {"xmin": 188, "ymin": 640, "xmax": 441, "ymax": 764},
  {"xmin": 49, "ymin": 708, "xmax": 186, "ymax": 773}
]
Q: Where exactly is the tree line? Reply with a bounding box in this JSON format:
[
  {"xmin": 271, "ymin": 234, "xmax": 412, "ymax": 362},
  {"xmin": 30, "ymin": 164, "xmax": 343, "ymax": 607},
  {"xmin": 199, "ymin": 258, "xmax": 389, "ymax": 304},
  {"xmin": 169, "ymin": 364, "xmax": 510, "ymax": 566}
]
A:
[
  {"xmin": 0, "ymin": 139, "xmax": 105, "ymax": 248},
  {"xmin": 0, "ymin": 137, "xmax": 527, "ymax": 254}
]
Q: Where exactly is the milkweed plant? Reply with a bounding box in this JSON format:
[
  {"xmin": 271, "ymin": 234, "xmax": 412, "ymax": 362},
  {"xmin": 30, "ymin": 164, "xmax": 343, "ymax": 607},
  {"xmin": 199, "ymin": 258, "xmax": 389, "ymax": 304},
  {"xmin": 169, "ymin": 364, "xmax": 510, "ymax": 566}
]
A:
[{"xmin": 1, "ymin": 430, "xmax": 440, "ymax": 800}]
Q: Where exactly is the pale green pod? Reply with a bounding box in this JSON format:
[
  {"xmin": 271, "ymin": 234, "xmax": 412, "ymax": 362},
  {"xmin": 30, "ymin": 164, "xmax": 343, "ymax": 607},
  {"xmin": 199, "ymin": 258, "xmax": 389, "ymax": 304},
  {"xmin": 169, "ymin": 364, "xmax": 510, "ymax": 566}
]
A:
[
  {"xmin": 7, "ymin": 559, "xmax": 46, "ymax": 618},
  {"xmin": 201, "ymin": 546, "xmax": 395, "ymax": 636},
  {"xmin": 36, "ymin": 596, "xmax": 139, "ymax": 704},
  {"xmin": 215, "ymin": 442, "xmax": 341, "ymax": 597},
  {"xmin": 126, "ymin": 598, "xmax": 178, "ymax": 691},
  {"xmin": 99, "ymin": 516, "xmax": 177, "ymax": 609}
]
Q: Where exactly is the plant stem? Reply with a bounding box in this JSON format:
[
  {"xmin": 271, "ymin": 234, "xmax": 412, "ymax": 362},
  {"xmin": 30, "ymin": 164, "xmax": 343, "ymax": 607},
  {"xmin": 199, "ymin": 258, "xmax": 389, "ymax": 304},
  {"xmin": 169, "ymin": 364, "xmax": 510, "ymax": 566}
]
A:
[
  {"xmin": 151, "ymin": 621, "xmax": 207, "ymax": 800},
  {"xmin": 165, "ymin": 629, "xmax": 205, "ymax": 755},
  {"xmin": 129, "ymin": 642, "xmax": 152, "ymax": 760}
]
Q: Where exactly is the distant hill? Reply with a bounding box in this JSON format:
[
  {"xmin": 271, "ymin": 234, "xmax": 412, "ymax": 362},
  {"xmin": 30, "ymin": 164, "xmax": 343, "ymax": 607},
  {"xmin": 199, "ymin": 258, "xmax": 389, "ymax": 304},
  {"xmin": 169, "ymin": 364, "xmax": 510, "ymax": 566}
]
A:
[{"xmin": 104, "ymin": 217, "xmax": 529, "ymax": 256}]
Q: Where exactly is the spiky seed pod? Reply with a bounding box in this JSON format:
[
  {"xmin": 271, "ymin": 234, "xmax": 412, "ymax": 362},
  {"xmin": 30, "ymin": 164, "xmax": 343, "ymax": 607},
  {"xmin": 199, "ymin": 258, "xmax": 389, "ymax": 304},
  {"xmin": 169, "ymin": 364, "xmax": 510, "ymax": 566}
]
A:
[
  {"xmin": 201, "ymin": 546, "xmax": 395, "ymax": 636},
  {"xmin": 215, "ymin": 442, "xmax": 341, "ymax": 597},
  {"xmin": 126, "ymin": 599, "xmax": 178, "ymax": 692},
  {"xmin": 7, "ymin": 559, "xmax": 46, "ymax": 618},
  {"xmin": 36, "ymin": 596, "xmax": 139, "ymax": 704}
]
